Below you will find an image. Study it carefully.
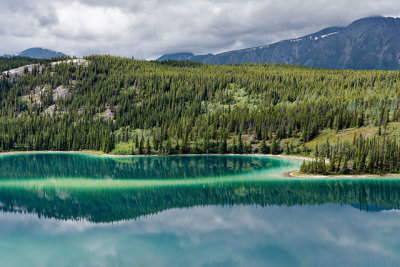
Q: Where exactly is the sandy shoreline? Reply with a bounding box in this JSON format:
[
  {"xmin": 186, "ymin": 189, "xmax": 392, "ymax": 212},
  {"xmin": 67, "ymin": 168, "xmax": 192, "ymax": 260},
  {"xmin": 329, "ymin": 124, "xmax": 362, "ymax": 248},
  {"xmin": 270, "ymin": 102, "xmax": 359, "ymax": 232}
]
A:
[
  {"xmin": 0, "ymin": 150, "xmax": 104, "ymax": 157},
  {"xmin": 0, "ymin": 150, "xmax": 313, "ymax": 161},
  {"xmin": 285, "ymin": 170, "xmax": 400, "ymax": 179}
]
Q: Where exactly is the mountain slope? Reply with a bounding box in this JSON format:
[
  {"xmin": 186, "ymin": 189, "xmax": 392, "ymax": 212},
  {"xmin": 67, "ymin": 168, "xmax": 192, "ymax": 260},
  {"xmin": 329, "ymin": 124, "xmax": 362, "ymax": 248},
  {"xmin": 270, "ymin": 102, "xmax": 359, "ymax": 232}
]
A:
[
  {"xmin": 17, "ymin": 48, "xmax": 67, "ymax": 59},
  {"xmin": 0, "ymin": 55, "xmax": 400, "ymax": 156},
  {"xmin": 157, "ymin": 52, "xmax": 195, "ymax": 61},
  {"xmin": 158, "ymin": 16, "xmax": 400, "ymax": 70}
]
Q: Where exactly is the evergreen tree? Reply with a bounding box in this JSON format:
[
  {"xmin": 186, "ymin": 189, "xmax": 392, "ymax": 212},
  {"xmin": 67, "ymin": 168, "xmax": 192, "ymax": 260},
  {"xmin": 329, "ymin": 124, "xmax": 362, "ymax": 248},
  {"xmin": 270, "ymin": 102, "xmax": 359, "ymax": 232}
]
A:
[
  {"xmin": 271, "ymin": 137, "xmax": 281, "ymax": 155},
  {"xmin": 218, "ymin": 134, "xmax": 227, "ymax": 154},
  {"xmin": 259, "ymin": 140, "xmax": 270, "ymax": 154},
  {"xmin": 138, "ymin": 137, "xmax": 144, "ymax": 155},
  {"xmin": 165, "ymin": 139, "xmax": 172, "ymax": 155},
  {"xmin": 238, "ymin": 132, "xmax": 244, "ymax": 154},
  {"xmin": 146, "ymin": 138, "xmax": 151, "ymax": 155}
]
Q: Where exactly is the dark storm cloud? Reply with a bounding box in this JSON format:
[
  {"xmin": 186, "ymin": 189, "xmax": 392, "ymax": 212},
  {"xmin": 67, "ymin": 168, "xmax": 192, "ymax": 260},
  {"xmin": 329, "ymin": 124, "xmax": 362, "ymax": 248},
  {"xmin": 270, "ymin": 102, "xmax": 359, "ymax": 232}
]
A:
[{"xmin": 1, "ymin": 0, "xmax": 400, "ymax": 58}]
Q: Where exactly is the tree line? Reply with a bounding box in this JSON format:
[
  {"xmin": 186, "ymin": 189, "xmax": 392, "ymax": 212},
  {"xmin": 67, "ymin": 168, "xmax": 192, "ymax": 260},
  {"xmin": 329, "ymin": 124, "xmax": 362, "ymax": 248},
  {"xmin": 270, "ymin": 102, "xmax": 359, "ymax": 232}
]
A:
[
  {"xmin": 301, "ymin": 133, "xmax": 400, "ymax": 175},
  {"xmin": 1, "ymin": 55, "xmax": 400, "ymax": 173}
]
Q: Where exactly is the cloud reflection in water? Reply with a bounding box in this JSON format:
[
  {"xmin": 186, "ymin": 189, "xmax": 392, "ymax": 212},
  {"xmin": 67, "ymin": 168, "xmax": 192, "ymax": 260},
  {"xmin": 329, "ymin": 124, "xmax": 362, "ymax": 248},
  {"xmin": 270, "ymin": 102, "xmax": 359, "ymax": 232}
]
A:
[{"xmin": 0, "ymin": 204, "xmax": 398, "ymax": 267}]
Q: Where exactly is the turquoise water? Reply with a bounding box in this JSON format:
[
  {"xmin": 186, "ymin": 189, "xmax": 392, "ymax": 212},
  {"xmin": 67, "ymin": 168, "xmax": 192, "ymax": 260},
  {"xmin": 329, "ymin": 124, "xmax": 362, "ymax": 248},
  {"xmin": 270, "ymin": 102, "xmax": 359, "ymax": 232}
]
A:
[
  {"xmin": 0, "ymin": 154, "xmax": 399, "ymax": 266},
  {"xmin": 0, "ymin": 153, "xmax": 298, "ymax": 179}
]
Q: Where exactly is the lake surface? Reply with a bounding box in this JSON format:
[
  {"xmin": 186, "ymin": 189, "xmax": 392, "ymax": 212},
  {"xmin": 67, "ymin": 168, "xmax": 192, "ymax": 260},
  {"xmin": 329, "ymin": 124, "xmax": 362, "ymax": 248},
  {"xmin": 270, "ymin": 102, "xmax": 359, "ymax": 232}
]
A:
[{"xmin": 0, "ymin": 153, "xmax": 399, "ymax": 266}]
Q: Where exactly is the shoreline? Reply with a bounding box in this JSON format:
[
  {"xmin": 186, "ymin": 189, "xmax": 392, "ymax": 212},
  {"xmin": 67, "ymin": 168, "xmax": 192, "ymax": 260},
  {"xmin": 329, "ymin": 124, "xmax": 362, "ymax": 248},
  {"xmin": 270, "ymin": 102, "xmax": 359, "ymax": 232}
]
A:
[
  {"xmin": 0, "ymin": 150, "xmax": 104, "ymax": 157},
  {"xmin": 284, "ymin": 170, "xmax": 400, "ymax": 179},
  {"xmin": 0, "ymin": 150, "xmax": 313, "ymax": 161},
  {"xmin": 0, "ymin": 150, "xmax": 399, "ymax": 179}
]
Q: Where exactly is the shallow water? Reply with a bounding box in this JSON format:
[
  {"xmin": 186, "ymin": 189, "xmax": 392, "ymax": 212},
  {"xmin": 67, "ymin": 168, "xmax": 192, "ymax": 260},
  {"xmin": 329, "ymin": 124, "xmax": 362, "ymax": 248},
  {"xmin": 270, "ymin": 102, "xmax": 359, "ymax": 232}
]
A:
[
  {"xmin": 0, "ymin": 154, "xmax": 399, "ymax": 266},
  {"xmin": 0, "ymin": 153, "xmax": 301, "ymax": 180}
]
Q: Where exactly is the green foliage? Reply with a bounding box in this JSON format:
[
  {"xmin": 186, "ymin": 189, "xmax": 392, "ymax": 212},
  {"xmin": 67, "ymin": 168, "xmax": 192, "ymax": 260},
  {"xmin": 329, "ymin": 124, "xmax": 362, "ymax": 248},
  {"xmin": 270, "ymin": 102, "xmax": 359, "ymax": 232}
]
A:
[
  {"xmin": 1, "ymin": 178, "xmax": 400, "ymax": 222},
  {"xmin": 302, "ymin": 134, "xmax": 400, "ymax": 175},
  {"xmin": 271, "ymin": 137, "xmax": 281, "ymax": 155},
  {"xmin": 259, "ymin": 140, "xmax": 270, "ymax": 154},
  {"xmin": 1, "ymin": 55, "xmax": 400, "ymax": 157},
  {"xmin": 300, "ymin": 158, "xmax": 327, "ymax": 175}
]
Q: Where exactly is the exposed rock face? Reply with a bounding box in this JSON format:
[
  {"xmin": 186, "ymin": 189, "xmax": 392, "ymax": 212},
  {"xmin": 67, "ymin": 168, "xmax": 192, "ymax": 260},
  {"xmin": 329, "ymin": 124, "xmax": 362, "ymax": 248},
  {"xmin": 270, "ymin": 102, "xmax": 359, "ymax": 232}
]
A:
[
  {"xmin": 2, "ymin": 64, "xmax": 43, "ymax": 77},
  {"xmin": 53, "ymin": 86, "xmax": 69, "ymax": 101},
  {"xmin": 2, "ymin": 59, "xmax": 88, "ymax": 79},
  {"xmin": 21, "ymin": 85, "xmax": 70, "ymax": 106}
]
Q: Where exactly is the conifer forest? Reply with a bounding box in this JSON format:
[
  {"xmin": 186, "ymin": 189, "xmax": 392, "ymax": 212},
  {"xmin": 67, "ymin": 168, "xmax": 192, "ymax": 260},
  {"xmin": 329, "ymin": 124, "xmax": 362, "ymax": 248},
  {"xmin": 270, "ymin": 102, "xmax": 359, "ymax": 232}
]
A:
[{"xmin": 2, "ymin": 55, "xmax": 400, "ymax": 175}]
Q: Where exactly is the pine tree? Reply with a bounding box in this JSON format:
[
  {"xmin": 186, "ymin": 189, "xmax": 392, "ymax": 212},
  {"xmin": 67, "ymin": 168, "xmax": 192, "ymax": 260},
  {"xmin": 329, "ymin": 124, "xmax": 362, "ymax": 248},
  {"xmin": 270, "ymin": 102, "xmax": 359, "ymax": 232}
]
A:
[
  {"xmin": 218, "ymin": 134, "xmax": 227, "ymax": 154},
  {"xmin": 146, "ymin": 138, "xmax": 151, "ymax": 155},
  {"xmin": 260, "ymin": 140, "xmax": 270, "ymax": 154},
  {"xmin": 340, "ymin": 158, "xmax": 350, "ymax": 174},
  {"xmin": 271, "ymin": 137, "xmax": 281, "ymax": 155},
  {"xmin": 138, "ymin": 137, "xmax": 144, "ymax": 155},
  {"xmin": 165, "ymin": 139, "xmax": 172, "ymax": 155},
  {"xmin": 232, "ymin": 138, "xmax": 238, "ymax": 154},
  {"xmin": 300, "ymin": 160, "xmax": 307, "ymax": 173},
  {"xmin": 238, "ymin": 132, "xmax": 244, "ymax": 154}
]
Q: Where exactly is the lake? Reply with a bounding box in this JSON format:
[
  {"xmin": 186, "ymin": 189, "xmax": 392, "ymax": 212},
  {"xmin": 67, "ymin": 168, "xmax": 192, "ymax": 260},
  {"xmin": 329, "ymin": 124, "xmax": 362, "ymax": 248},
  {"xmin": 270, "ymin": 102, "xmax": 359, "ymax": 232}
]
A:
[{"xmin": 0, "ymin": 153, "xmax": 399, "ymax": 266}]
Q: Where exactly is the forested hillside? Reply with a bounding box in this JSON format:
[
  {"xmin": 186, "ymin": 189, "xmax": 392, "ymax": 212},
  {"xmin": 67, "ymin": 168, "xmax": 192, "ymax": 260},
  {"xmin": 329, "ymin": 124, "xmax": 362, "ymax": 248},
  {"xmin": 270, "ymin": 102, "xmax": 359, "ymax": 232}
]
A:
[{"xmin": 1, "ymin": 56, "xmax": 400, "ymax": 173}]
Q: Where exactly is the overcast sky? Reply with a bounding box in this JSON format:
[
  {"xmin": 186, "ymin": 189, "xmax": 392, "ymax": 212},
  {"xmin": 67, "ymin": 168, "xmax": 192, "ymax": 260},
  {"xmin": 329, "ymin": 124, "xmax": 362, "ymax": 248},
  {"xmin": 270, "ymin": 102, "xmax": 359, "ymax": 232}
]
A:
[{"xmin": 1, "ymin": 0, "xmax": 400, "ymax": 59}]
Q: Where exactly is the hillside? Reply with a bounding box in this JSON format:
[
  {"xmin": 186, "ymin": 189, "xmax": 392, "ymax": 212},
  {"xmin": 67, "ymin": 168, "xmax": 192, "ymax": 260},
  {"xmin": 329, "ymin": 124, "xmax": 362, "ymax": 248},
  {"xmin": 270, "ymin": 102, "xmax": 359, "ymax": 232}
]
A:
[
  {"xmin": 158, "ymin": 16, "xmax": 400, "ymax": 70},
  {"xmin": 0, "ymin": 55, "xmax": 400, "ymax": 164},
  {"xmin": 0, "ymin": 57, "xmax": 51, "ymax": 72}
]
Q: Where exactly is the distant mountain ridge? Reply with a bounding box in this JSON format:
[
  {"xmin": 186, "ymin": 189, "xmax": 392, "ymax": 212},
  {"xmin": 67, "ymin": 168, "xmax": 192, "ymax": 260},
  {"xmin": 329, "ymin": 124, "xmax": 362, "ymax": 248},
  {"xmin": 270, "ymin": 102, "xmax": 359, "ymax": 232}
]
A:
[
  {"xmin": 158, "ymin": 16, "xmax": 400, "ymax": 70},
  {"xmin": 14, "ymin": 48, "xmax": 67, "ymax": 59}
]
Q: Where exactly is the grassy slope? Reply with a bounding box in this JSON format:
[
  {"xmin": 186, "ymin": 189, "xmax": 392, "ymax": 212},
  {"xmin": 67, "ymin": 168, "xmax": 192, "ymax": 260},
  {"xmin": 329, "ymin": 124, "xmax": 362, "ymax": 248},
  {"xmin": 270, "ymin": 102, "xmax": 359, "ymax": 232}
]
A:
[
  {"xmin": 112, "ymin": 123, "xmax": 400, "ymax": 155},
  {"xmin": 304, "ymin": 122, "xmax": 400, "ymax": 149}
]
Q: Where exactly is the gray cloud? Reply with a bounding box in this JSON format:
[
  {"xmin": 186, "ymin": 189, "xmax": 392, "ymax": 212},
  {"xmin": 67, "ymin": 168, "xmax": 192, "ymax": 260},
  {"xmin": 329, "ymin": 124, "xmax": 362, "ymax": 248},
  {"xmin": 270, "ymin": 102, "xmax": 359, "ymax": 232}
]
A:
[{"xmin": 1, "ymin": 0, "xmax": 400, "ymax": 59}]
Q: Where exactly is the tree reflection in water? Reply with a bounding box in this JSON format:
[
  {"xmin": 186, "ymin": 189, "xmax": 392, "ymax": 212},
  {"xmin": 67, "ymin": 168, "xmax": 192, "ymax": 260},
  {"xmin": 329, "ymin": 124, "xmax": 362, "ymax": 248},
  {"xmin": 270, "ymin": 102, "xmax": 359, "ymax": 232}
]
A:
[{"xmin": 0, "ymin": 179, "xmax": 398, "ymax": 223}]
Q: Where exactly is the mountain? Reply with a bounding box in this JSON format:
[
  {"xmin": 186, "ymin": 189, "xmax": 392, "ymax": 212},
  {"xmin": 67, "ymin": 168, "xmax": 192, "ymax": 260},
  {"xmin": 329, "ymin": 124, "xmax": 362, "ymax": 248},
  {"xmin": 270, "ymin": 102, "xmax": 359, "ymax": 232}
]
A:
[
  {"xmin": 158, "ymin": 16, "xmax": 400, "ymax": 70},
  {"xmin": 16, "ymin": 48, "xmax": 67, "ymax": 59},
  {"xmin": 157, "ymin": 52, "xmax": 214, "ymax": 62},
  {"xmin": 157, "ymin": 52, "xmax": 195, "ymax": 61}
]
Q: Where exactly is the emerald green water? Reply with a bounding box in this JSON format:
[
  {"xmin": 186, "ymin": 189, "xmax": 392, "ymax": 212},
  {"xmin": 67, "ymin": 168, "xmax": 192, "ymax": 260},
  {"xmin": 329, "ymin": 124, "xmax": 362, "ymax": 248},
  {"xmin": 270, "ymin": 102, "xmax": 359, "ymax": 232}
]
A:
[
  {"xmin": 0, "ymin": 153, "xmax": 294, "ymax": 180},
  {"xmin": 0, "ymin": 154, "xmax": 399, "ymax": 266}
]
